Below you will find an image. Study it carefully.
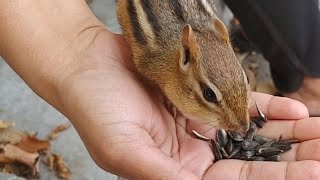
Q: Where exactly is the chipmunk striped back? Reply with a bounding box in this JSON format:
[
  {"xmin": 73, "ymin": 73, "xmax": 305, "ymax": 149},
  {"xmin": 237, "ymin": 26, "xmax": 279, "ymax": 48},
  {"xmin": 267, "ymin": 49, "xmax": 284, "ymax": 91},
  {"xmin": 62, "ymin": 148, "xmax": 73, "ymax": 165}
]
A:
[{"xmin": 117, "ymin": 0, "xmax": 219, "ymax": 50}]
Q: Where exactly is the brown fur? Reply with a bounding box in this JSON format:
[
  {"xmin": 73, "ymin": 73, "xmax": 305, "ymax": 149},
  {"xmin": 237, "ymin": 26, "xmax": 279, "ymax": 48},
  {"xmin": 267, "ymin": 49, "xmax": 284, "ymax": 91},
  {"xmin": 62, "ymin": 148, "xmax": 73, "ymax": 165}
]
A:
[{"xmin": 116, "ymin": 0, "xmax": 250, "ymax": 132}]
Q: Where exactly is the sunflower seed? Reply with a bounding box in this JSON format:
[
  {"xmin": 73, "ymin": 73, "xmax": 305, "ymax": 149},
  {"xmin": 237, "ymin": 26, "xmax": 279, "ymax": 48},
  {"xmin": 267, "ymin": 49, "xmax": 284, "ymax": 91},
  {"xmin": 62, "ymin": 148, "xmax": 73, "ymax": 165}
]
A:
[
  {"xmin": 192, "ymin": 130, "xmax": 210, "ymax": 141},
  {"xmin": 227, "ymin": 130, "xmax": 243, "ymax": 141},
  {"xmin": 257, "ymin": 147, "xmax": 283, "ymax": 158},
  {"xmin": 253, "ymin": 135, "xmax": 272, "ymax": 145},
  {"xmin": 244, "ymin": 121, "xmax": 257, "ymax": 140},
  {"xmin": 266, "ymin": 155, "xmax": 281, "ymax": 162},
  {"xmin": 271, "ymin": 141, "xmax": 292, "ymax": 152},
  {"xmin": 242, "ymin": 139, "xmax": 260, "ymax": 151},
  {"xmin": 221, "ymin": 147, "xmax": 229, "ymax": 158},
  {"xmin": 252, "ymin": 156, "xmax": 266, "ymax": 161},
  {"xmin": 245, "ymin": 129, "xmax": 256, "ymax": 141},
  {"xmin": 282, "ymin": 139, "xmax": 300, "ymax": 144},
  {"xmin": 211, "ymin": 140, "xmax": 222, "ymax": 162},
  {"xmin": 258, "ymin": 140, "xmax": 274, "ymax": 149},
  {"xmin": 256, "ymin": 103, "xmax": 268, "ymax": 122},
  {"xmin": 229, "ymin": 146, "xmax": 241, "ymax": 158},
  {"xmin": 252, "ymin": 117, "xmax": 265, "ymax": 128},
  {"xmin": 217, "ymin": 129, "xmax": 228, "ymax": 148},
  {"xmin": 241, "ymin": 149, "xmax": 255, "ymax": 158},
  {"xmin": 249, "ymin": 121, "xmax": 257, "ymax": 132},
  {"xmin": 277, "ymin": 134, "xmax": 283, "ymax": 142},
  {"xmin": 226, "ymin": 139, "xmax": 234, "ymax": 154},
  {"xmin": 233, "ymin": 153, "xmax": 251, "ymax": 161}
]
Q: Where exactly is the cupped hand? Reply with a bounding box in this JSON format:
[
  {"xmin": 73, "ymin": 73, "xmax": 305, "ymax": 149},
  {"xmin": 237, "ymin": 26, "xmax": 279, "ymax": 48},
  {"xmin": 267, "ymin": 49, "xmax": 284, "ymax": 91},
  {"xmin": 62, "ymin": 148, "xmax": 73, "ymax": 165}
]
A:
[{"xmin": 60, "ymin": 29, "xmax": 320, "ymax": 180}]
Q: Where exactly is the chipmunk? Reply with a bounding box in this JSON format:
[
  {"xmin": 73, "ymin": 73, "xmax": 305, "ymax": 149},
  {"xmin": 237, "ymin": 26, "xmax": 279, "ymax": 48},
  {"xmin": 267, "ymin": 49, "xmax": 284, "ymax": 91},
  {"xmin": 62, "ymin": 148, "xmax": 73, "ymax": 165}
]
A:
[{"xmin": 116, "ymin": 0, "xmax": 250, "ymax": 132}]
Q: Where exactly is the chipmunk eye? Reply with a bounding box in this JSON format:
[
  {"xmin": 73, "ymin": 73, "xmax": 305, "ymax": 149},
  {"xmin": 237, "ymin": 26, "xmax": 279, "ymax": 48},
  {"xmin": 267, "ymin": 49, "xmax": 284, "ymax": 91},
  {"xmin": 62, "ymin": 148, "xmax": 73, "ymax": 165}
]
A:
[{"xmin": 202, "ymin": 86, "xmax": 218, "ymax": 103}]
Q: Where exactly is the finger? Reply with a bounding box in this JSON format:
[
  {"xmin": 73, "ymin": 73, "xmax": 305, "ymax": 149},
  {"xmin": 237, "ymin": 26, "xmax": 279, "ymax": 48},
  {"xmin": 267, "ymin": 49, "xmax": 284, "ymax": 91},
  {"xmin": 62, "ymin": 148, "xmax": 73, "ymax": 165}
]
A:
[
  {"xmin": 255, "ymin": 118, "xmax": 320, "ymax": 162},
  {"xmin": 250, "ymin": 92, "xmax": 309, "ymax": 119},
  {"xmin": 281, "ymin": 139, "xmax": 320, "ymax": 161},
  {"xmin": 204, "ymin": 160, "xmax": 320, "ymax": 180},
  {"xmin": 257, "ymin": 118, "xmax": 320, "ymax": 141}
]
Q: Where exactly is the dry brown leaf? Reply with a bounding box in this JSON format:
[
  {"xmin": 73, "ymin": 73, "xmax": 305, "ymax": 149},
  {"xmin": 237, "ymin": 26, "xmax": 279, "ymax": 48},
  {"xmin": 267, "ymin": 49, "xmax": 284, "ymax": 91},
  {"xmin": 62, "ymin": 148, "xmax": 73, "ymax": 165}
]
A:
[
  {"xmin": 45, "ymin": 153, "xmax": 54, "ymax": 171},
  {"xmin": 0, "ymin": 144, "xmax": 39, "ymax": 167},
  {"xmin": 45, "ymin": 153, "xmax": 71, "ymax": 180},
  {"xmin": 0, "ymin": 120, "xmax": 12, "ymax": 129},
  {"xmin": 48, "ymin": 124, "xmax": 71, "ymax": 140},
  {"xmin": 15, "ymin": 136, "xmax": 50, "ymax": 153},
  {"xmin": 54, "ymin": 154, "xmax": 71, "ymax": 180},
  {"xmin": 2, "ymin": 163, "xmax": 40, "ymax": 180},
  {"xmin": 0, "ymin": 144, "xmax": 39, "ymax": 170},
  {"xmin": 0, "ymin": 153, "xmax": 13, "ymax": 164},
  {"xmin": 0, "ymin": 128, "xmax": 27, "ymax": 144}
]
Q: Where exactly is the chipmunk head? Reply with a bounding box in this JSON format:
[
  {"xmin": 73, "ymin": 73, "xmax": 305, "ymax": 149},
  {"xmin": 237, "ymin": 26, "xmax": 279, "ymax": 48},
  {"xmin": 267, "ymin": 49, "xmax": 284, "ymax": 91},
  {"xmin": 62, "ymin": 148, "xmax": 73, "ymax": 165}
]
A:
[{"xmin": 165, "ymin": 18, "xmax": 250, "ymax": 132}]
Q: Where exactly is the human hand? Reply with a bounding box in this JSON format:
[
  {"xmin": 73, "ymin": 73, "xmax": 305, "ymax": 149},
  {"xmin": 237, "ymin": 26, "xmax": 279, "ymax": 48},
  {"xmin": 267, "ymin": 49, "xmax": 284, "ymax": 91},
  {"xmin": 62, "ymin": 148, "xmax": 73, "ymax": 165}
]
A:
[{"xmin": 58, "ymin": 29, "xmax": 320, "ymax": 180}]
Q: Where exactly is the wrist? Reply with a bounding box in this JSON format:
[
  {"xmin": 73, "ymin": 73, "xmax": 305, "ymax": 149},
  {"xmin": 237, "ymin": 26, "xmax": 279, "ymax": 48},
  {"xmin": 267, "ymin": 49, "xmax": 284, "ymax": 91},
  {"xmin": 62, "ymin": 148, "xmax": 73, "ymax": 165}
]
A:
[
  {"xmin": 0, "ymin": 0, "xmax": 109, "ymax": 110},
  {"xmin": 48, "ymin": 27, "xmax": 108, "ymax": 110},
  {"xmin": 54, "ymin": 29, "xmax": 131, "ymax": 116}
]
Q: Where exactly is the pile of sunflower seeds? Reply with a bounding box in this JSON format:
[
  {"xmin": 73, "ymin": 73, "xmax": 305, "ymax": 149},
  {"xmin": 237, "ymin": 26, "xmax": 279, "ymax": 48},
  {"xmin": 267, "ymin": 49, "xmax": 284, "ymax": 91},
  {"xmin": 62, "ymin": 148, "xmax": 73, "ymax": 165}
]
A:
[{"xmin": 192, "ymin": 105, "xmax": 299, "ymax": 162}]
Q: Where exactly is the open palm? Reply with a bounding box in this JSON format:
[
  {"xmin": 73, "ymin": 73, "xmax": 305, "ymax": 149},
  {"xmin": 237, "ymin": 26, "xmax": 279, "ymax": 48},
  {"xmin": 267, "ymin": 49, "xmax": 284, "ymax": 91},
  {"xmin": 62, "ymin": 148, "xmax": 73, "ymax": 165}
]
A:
[{"xmin": 60, "ymin": 30, "xmax": 320, "ymax": 180}]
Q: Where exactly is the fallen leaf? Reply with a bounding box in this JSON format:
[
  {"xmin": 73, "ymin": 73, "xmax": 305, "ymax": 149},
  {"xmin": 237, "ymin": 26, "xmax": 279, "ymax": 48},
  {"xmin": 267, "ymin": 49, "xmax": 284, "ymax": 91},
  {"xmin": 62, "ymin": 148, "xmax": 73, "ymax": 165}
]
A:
[
  {"xmin": 48, "ymin": 124, "xmax": 71, "ymax": 140},
  {"xmin": 0, "ymin": 144, "xmax": 40, "ymax": 179},
  {"xmin": 45, "ymin": 153, "xmax": 71, "ymax": 180},
  {"xmin": 2, "ymin": 163, "xmax": 40, "ymax": 180},
  {"xmin": 15, "ymin": 136, "xmax": 50, "ymax": 153},
  {"xmin": 0, "ymin": 120, "xmax": 12, "ymax": 129},
  {"xmin": 0, "ymin": 144, "xmax": 39, "ymax": 170},
  {"xmin": 0, "ymin": 128, "xmax": 27, "ymax": 144},
  {"xmin": 45, "ymin": 153, "xmax": 54, "ymax": 171}
]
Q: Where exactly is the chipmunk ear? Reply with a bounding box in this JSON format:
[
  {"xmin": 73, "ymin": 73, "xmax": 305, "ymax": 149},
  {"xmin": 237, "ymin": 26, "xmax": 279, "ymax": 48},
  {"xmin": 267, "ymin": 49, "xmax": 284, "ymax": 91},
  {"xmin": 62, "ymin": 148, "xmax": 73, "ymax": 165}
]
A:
[
  {"xmin": 213, "ymin": 18, "xmax": 230, "ymax": 45},
  {"xmin": 180, "ymin": 24, "xmax": 199, "ymax": 72}
]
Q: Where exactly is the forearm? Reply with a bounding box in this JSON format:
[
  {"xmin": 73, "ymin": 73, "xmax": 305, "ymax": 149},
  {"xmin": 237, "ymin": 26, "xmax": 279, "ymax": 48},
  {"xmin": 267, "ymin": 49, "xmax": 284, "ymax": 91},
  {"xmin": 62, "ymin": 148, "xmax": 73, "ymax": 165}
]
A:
[{"xmin": 0, "ymin": 0, "xmax": 105, "ymax": 110}]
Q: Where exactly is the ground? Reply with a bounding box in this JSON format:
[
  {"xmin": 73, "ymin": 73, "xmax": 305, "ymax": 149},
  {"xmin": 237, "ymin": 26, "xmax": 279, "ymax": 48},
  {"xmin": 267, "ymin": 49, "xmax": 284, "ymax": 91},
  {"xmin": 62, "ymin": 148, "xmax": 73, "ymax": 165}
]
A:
[{"xmin": 0, "ymin": 0, "xmax": 273, "ymax": 179}]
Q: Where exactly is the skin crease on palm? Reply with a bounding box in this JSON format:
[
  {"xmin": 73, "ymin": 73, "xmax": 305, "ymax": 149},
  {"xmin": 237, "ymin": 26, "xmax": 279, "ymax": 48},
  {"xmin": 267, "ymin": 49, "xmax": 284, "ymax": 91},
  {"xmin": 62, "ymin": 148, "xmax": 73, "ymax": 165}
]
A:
[{"xmin": 1, "ymin": 1, "xmax": 320, "ymax": 180}]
